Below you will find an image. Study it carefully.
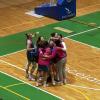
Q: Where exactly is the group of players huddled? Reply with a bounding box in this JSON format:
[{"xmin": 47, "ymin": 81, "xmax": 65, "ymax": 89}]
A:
[{"xmin": 25, "ymin": 32, "xmax": 67, "ymax": 87}]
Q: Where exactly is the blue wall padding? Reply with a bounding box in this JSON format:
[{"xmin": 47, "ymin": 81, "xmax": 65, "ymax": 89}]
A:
[{"xmin": 35, "ymin": 0, "xmax": 76, "ymax": 20}]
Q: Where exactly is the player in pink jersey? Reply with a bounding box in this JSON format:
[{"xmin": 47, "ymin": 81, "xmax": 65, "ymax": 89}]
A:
[
  {"xmin": 55, "ymin": 38, "xmax": 67, "ymax": 85},
  {"xmin": 36, "ymin": 41, "xmax": 51, "ymax": 87}
]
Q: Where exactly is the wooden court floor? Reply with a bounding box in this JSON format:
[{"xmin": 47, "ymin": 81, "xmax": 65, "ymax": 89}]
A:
[{"xmin": 0, "ymin": 0, "xmax": 100, "ymax": 100}]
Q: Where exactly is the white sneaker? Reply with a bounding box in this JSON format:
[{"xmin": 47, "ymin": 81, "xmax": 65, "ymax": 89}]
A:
[
  {"xmin": 43, "ymin": 84, "xmax": 49, "ymax": 87},
  {"xmin": 43, "ymin": 81, "xmax": 48, "ymax": 87},
  {"xmin": 28, "ymin": 77, "xmax": 35, "ymax": 81},
  {"xmin": 63, "ymin": 79, "xmax": 67, "ymax": 85},
  {"xmin": 52, "ymin": 81, "xmax": 56, "ymax": 85},
  {"xmin": 36, "ymin": 83, "xmax": 39, "ymax": 87},
  {"xmin": 57, "ymin": 81, "xmax": 63, "ymax": 85},
  {"xmin": 39, "ymin": 77, "xmax": 43, "ymax": 81}
]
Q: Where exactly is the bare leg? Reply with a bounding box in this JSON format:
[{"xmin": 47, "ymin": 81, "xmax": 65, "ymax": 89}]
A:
[
  {"xmin": 50, "ymin": 64, "xmax": 56, "ymax": 85},
  {"xmin": 29, "ymin": 62, "xmax": 37, "ymax": 81},
  {"xmin": 25, "ymin": 60, "xmax": 31, "ymax": 78},
  {"xmin": 43, "ymin": 72, "xmax": 48, "ymax": 87},
  {"xmin": 36, "ymin": 71, "xmax": 43, "ymax": 86}
]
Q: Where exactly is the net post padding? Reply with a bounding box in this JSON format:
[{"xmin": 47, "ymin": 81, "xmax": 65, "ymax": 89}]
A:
[{"xmin": 35, "ymin": 0, "xmax": 76, "ymax": 20}]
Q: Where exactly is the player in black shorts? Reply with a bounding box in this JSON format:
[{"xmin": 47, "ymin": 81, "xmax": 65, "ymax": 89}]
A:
[{"xmin": 25, "ymin": 33, "xmax": 38, "ymax": 81}]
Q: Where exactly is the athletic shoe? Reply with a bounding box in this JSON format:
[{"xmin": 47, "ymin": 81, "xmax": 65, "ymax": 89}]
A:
[
  {"xmin": 43, "ymin": 81, "xmax": 48, "ymax": 87},
  {"xmin": 36, "ymin": 82, "xmax": 39, "ymax": 87},
  {"xmin": 39, "ymin": 77, "xmax": 43, "ymax": 81},
  {"xmin": 43, "ymin": 84, "xmax": 49, "ymax": 87},
  {"xmin": 28, "ymin": 76, "xmax": 35, "ymax": 81},
  {"xmin": 52, "ymin": 81, "xmax": 56, "ymax": 85},
  {"xmin": 36, "ymin": 82, "xmax": 42, "ymax": 87},
  {"xmin": 63, "ymin": 79, "xmax": 67, "ymax": 85}
]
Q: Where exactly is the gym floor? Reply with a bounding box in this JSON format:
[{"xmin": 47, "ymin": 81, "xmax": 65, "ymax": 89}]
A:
[{"xmin": 0, "ymin": 0, "xmax": 100, "ymax": 100}]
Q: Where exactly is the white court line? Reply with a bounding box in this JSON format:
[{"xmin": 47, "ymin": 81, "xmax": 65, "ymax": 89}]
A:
[
  {"xmin": 0, "ymin": 26, "xmax": 100, "ymax": 58},
  {"xmin": 0, "ymin": 71, "xmax": 64, "ymax": 100},
  {"xmin": 0, "ymin": 49, "xmax": 26, "ymax": 58},
  {"xmin": 66, "ymin": 26, "xmax": 100, "ymax": 38},
  {"xmin": 0, "ymin": 3, "xmax": 99, "ymax": 30},
  {"xmin": 67, "ymin": 38, "xmax": 100, "ymax": 49},
  {"xmin": 65, "ymin": 26, "xmax": 100, "ymax": 49},
  {"xmin": 67, "ymin": 84, "xmax": 100, "ymax": 91},
  {"xmin": 0, "ymin": 59, "xmax": 25, "ymax": 71},
  {"xmin": 0, "ymin": 59, "xmax": 100, "ymax": 91}
]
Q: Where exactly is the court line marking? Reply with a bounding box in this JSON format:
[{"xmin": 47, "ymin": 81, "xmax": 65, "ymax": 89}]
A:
[
  {"xmin": 1, "ymin": 72, "xmax": 89, "ymax": 100},
  {"xmin": 0, "ymin": 71, "xmax": 64, "ymax": 100},
  {"xmin": 66, "ymin": 38, "xmax": 100, "ymax": 49},
  {"xmin": 0, "ymin": 25, "xmax": 100, "ymax": 92},
  {"xmin": 0, "ymin": 59, "xmax": 25, "ymax": 71},
  {"xmin": 67, "ymin": 84, "xmax": 100, "ymax": 91},
  {"xmin": 1, "ymin": 59, "xmax": 100, "ymax": 86},
  {"xmin": 0, "ymin": 49, "xmax": 26, "ymax": 58},
  {"xmin": 0, "ymin": 86, "xmax": 30, "ymax": 100},
  {"xmin": 0, "ymin": 5, "xmax": 99, "ymax": 100},
  {"xmin": 64, "ymin": 85, "xmax": 90, "ymax": 100},
  {"xmin": 0, "ymin": 59, "xmax": 100, "ymax": 91},
  {"xmin": 0, "ymin": 4, "xmax": 99, "ymax": 31},
  {"xmin": 0, "ymin": 3, "xmax": 99, "ymax": 30},
  {"xmin": 65, "ymin": 26, "xmax": 100, "ymax": 49},
  {"xmin": 66, "ymin": 26, "xmax": 100, "ymax": 38},
  {"xmin": 66, "ymin": 66, "xmax": 100, "ymax": 85},
  {"xmin": 5, "ymin": 83, "xmax": 25, "ymax": 88},
  {"xmin": 0, "ymin": 26, "xmax": 100, "ymax": 58}
]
